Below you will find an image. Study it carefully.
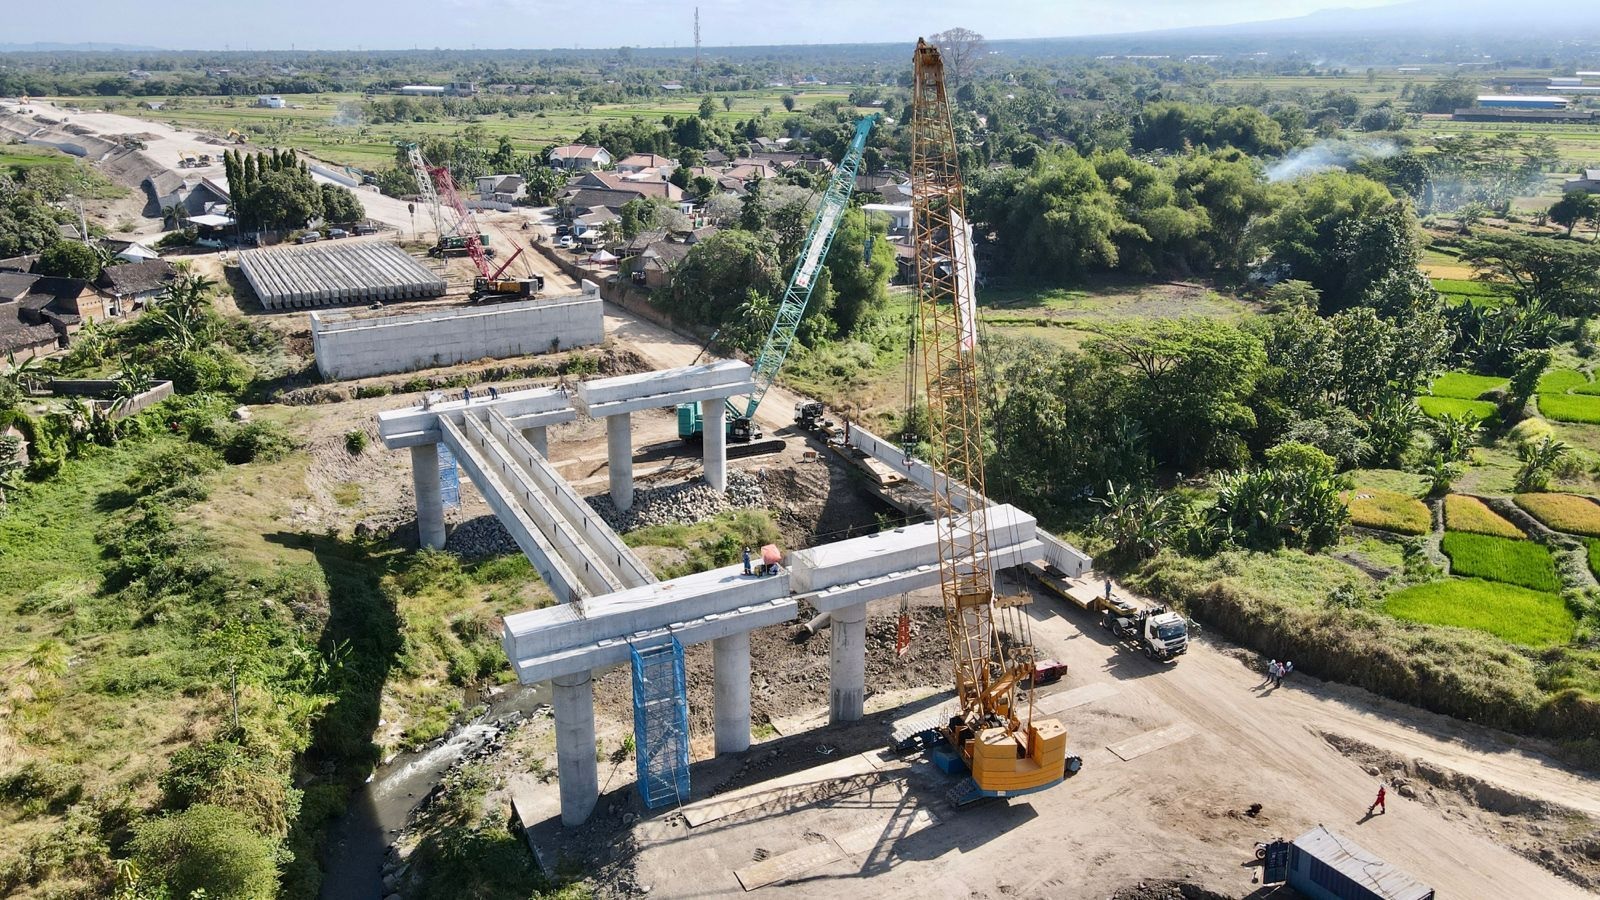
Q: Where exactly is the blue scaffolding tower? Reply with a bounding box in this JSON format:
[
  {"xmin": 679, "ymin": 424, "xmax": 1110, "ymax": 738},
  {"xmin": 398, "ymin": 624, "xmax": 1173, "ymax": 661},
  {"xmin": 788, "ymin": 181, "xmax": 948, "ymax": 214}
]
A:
[
  {"xmin": 630, "ymin": 636, "xmax": 690, "ymax": 809},
  {"xmin": 437, "ymin": 444, "xmax": 460, "ymax": 511}
]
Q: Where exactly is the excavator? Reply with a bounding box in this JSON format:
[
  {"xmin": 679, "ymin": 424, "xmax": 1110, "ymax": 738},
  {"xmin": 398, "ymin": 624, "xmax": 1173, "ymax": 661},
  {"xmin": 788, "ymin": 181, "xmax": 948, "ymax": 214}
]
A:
[{"xmin": 903, "ymin": 38, "xmax": 1071, "ymax": 803}]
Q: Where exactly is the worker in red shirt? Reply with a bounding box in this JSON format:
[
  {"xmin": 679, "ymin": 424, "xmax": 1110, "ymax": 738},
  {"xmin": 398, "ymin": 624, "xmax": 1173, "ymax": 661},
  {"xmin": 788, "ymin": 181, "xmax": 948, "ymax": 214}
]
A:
[{"xmin": 1368, "ymin": 785, "xmax": 1387, "ymax": 815}]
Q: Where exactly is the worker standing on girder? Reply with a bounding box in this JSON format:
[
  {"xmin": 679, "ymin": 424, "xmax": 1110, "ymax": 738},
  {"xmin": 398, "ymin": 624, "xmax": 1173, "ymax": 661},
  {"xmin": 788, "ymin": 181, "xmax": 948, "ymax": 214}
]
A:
[{"xmin": 742, "ymin": 546, "xmax": 753, "ymax": 576}]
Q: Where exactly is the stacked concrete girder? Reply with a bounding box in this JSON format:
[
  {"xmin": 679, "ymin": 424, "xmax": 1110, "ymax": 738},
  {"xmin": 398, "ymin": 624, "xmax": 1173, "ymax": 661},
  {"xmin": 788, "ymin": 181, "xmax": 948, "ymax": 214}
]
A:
[
  {"xmin": 379, "ymin": 387, "xmax": 579, "ymax": 550},
  {"xmin": 240, "ymin": 241, "xmax": 446, "ymax": 310},
  {"xmin": 573, "ymin": 360, "xmax": 756, "ymax": 511},
  {"xmin": 501, "ymin": 503, "xmax": 1045, "ymax": 826}
]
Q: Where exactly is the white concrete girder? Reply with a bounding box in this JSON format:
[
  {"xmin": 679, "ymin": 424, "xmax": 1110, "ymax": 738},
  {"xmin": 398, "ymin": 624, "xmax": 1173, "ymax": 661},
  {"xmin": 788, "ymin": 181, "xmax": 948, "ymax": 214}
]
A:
[
  {"xmin": 378, "ymin": 386, "xmax": 576, "ymax": 450},
  {"xmin": 573, "ymin": 359, "xmax": 755, "ymax": 419}
]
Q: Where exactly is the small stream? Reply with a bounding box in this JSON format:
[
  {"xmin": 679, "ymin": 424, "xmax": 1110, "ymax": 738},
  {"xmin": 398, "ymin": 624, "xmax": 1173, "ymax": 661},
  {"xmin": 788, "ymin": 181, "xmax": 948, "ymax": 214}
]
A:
[{"xmin": 318, "ymin": 682, "xmax": 551, "ymax": 899}]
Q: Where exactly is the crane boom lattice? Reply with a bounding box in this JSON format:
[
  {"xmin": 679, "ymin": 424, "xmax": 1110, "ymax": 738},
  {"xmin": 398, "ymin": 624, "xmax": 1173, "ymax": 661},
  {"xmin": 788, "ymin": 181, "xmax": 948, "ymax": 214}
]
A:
[
  {"xmin": 742, "ymin": 114, "xmax": 877, "ymax": 421},
  {"xmin": 911, "ymin": 37, "xmax": 1067, "ymax": 800}
]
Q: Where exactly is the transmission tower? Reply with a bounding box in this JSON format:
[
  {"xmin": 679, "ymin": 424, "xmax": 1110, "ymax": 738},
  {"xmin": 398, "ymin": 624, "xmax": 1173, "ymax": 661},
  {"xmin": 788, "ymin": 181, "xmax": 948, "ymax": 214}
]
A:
[{"xmin": 693, "ymin": 7, "xmax": 702, "ymax": 70}]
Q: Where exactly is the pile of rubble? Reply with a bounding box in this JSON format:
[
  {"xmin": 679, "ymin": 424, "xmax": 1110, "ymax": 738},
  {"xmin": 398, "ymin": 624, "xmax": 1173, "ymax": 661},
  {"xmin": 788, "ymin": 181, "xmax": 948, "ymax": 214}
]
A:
[
  {"xmin": 587, "ymin": 471, "xmax": 767, "ymax": 533},
  {"xmin": 445, "ymin": 514, "xmax": 522, "ymax": 558}
]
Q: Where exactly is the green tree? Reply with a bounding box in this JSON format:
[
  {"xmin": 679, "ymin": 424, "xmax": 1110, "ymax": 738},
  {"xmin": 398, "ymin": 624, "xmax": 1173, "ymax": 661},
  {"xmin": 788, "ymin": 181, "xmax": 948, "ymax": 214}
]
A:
[
  {"xmin": 663, "ymin": 229, "xmax": 781, "ymax": 327},
  {"xmin": 1256, "ymin": 172, "xmax": 1397, "ymax": 306},
  {"xmin": 1090, "ymin": 318, "xmax": 1266, "ymax": 472},
  {"xmin": 781, "ymin": 94, "xmax": 796, "ymax": 112},
  {"xmin": 127, "ymin": 804, "xmax": 279, "ymax": 900},
  {"xmin": 250, "ymin": 167, "xmax": 323, "ymax": 231},
  {"xmin": 1462, "ymin": 232, "xmax": 1600, "ymax": 316},
  {"xmin": 35, "ymin": 240, "xmax": 101, "ymax": 280},
  {"xmin": 969, "ymin": 147, "xmax": 1132, "ymax": 279},
  {"xmin": 1516, "ymin": 435, "xmax": 1569, "ymax": 492},
  {"xmin": 319, "ymin": 183, "xmax": 365, "ymax": 225},
  {"xmin": 1548, "ymin": 190, "xmax": 1600, "ymax": 238},
  {"xmin": 821, "ymin": 206, "xmax": 896, "ymax": 336},
  {"xmin": 618, "ymin": 197, "xmax": 665, "ymax": 240},
  {"xmin": 698, "ymin": 95, "xmax": 716, "ymax": 120}
]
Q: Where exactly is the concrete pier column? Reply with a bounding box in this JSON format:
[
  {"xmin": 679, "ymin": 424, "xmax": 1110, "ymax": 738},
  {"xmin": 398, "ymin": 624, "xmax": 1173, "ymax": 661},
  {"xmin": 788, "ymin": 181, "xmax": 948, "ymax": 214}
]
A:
[
  {"xmin": 521, "ymin": 425, "xmax": 548, "ymax": 457},
  {"xmin": 701, "ymin": 398, "xmax": 727, "ymax": 492},
  {"xmin": 829, "ymin": 602, "xmax": 867, "ymax": 724},
  {"xmin": 713, "ymin": 631, "xmax": 751, "ymax": 754},
  {"xmin": 553, "ymin": 670, "xmax": 598, "ymax": 826},
  {"xmin": 409, "ymin": 443, "xmax": 446, "ymax": 550},
  {"xmin": 607, "ymin": 412, "xmax": 633, "ymax": 512}
]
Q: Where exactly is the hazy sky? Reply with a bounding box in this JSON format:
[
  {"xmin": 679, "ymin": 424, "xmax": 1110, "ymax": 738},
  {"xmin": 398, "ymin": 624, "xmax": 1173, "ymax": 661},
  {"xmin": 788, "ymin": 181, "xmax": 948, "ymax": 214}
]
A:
[{"xmin": 7, "ymin": 0, "xmax": 1409, "ymax": 51}]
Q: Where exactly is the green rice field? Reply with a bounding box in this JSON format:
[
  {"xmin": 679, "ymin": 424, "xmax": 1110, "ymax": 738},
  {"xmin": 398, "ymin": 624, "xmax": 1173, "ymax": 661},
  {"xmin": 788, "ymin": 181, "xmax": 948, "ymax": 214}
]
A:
[
  {"xmin": 1384, "ymin": 578, "xmax": 1574, "ymax": 648},
  {"xmin": 1440, "ymin": 532, "xmax": 1560, "ymax": 591},
  {"xmin": 1428, "ymin": 371, "xmax": 1507, "ymax": 400}
]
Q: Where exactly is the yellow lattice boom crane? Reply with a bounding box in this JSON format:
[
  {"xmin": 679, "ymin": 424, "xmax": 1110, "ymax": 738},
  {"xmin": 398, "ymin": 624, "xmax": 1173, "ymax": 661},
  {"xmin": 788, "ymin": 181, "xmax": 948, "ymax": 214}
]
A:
[{"xmin": 910, "ymin": 37, "xmax": 1070, "ymax": 800}]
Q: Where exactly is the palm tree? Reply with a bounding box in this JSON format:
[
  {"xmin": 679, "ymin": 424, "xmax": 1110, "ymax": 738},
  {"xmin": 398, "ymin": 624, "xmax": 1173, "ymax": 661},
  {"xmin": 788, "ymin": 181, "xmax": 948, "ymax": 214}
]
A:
[
  {"xmin": 1516, "ymin": 436, "xmax": 1570, "ymax": 492},
  {"xmin": 161, "ymin": 203, "xmax": 185, "ymax": 230},
  {"xmin": 2, "ymin": 352, "xmax": 40, "ymax": 394}
]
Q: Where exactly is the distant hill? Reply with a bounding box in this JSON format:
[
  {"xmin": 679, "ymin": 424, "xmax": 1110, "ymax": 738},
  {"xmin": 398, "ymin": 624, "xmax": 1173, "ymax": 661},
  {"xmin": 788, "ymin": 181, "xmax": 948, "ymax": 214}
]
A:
[
  {"xmin": 0, "ymin": 41, "xmax": 166, "ymax": 52},
  {"xmin": 1137, "ymin": 0, "xmax": 1600, "ymax": 37}
]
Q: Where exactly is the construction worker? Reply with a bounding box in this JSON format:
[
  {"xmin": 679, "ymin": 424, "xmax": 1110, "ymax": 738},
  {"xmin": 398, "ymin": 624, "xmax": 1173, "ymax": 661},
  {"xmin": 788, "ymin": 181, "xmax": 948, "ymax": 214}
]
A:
[
  {"xmin": 1368, "ymin": 785, "xmax": 1387, "ymax": 815},
  {"xmin": 742, "ymin": 547, "xmax": 752, "ymax": 576},
  {"xmin": 1104, "ymin": 578, "xmax": 1113, "ymax": 602}
]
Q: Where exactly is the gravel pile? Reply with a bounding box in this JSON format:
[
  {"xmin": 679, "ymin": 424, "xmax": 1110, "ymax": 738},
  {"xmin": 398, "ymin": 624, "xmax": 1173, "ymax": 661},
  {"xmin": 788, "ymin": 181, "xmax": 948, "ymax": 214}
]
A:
[
  {"xmin": 443, "ymin": 472, "xmax": 768, "ymax": 558},
  {"xmin": 587, "ymin": 471, "xmax": 766, "ymax": 532},
  {"xmin": 445, "ymin": 514, "xmax": 522, "ymax": 558}
]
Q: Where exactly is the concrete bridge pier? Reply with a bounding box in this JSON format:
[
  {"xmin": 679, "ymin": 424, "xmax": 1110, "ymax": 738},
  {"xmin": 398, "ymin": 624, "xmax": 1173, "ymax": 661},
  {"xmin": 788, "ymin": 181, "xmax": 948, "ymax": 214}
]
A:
[
  {"xmin": 553, "ymin": 670, "xmax": 598, "ymax": 826},
  {"xmin": 829, "ymin": 602, "xmax": 867, "ymax": 723},
  {"xmin": 607, "ymin": 412, "xmax": 633, "ymax": 512},
  {"xmin": 409, "ymin": 443, "xmax": 446, "ymax": 550},
  {"xmin": 701, "ymin": 398, "xmax": 727, "ymax": 492},
  {"xmin": 521, "ymin": 425, "xmax": 548, "ymax": 458},
  {"xmin": 713, "ymin": 631, "xmax": 751, "ymax": 754}
]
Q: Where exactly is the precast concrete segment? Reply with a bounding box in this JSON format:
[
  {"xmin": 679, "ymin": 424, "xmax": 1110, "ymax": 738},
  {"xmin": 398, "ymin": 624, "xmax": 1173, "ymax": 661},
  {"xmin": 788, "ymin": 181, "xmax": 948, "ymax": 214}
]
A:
[
  {"xmin": 701, "ymin": 396, "xmax": 726, "ymax": 492},
  {"xmin": 846, "ymin": 423, "xmax": 1093, "ymax": 578},
  {"xmin": 713, "ymin": 631, "xmax": 752, "ymax": 754},
  {"xmin": 501, "ymin": 518, "xmax": 1049, "ymax": 685},
  {"xmin": 378, "ymin": 386, "xmax": 575, "ymax": 450},
  {"xmin": 607, "ymin": 412, "xmax": 634, "ymax": 512},
  {"xmin": 504, "ymin": 564, "xmax": 791, "ymax": 668},
  {"xmin": 483, "ymin": 409, "xmax": 654, "ymax": 589},
  {"xmin": 240, "ymin": 241, "xmax": 445, "ymax": 310},
  {"xmin": 311, "ymin": 293, "xmax": 604, "ymax": 380},
  {"xmin": 409, "ymin": 443, "xmax": 447, "ymax": 550},
  {"xmin": 436, "ymin": 417, "xmax": 586, "ymax": 603},
  {"xmin": 552, "ymin": 670, "xmax": 599, "ymax": 826},
  {"xmin": 829, "ymin": 602, "xmax": 867, "ymax": 724},
  {"xmin": 574, "ymin": 359, "xmax": 756, "ymax": 419},
  {"xmin": 789, "ymin": 504, "xmax": 1037, "ymax": 594},
  {"xmin": 522, "ymin": 425, "xmax": 548, "ymax": 457},
  {"xmin": 457, "ymin": 413, "xmax": 626, "ymax": 597}
]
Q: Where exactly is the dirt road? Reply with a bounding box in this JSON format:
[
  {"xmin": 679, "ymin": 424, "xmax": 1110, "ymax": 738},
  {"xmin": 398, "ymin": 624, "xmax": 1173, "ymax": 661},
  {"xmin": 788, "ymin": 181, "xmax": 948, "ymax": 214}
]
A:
[
  {"xmin": 21, "ymin": 99, "xmax": 419, "ymax": 233},
  {"xmin": 608, "ymin": 581, "xmax": 1595, "ymax": 898}
]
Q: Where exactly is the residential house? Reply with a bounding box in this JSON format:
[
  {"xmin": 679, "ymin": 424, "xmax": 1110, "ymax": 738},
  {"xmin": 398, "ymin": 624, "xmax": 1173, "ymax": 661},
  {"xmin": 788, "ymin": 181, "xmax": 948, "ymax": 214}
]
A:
[
  {"xmin": 724, "ymin": 161, "xmax": 779, "ymax": 184},
  {"xmin": 633, "ymin": 239, "xmax": 691, "ymax": 289},
  {"xmin": 97, "ymin": 240, "xmax": 160, "ymax": 264},
  {"xmin": 475, "ymin": 173, "xmax": 526, "ymax": 203},
  {"xmin": 256, "ymin": 95, "xmax": 286, "ymax": 109},
  {"xmin": 96, "ymin": 259, "xmax": 176, "ymax": 316},
  {"xmin": 574, "ymin": 172, "xmax": 684, "ymax": 202},
  {"xmin": 561, "ymin": 188, "xmax": 651, "ymax": 219},
  {"xmin": 0, "ymin": 255, "xmax": 39, "ymax": 274},
  {"xmin": 615, "ymin": 153, "xmax": 676, "ymax": 178},
  {"xmin": 549, "ymin": 145, "xmax": 613, "ymax": 171},
  {"xmin": 1564, "ymin": 168, "xmax": 1600, "ymax": 194},
  {"xmin": 145, "ymin": 171, "xmax": 231, "ymax": 219},
  {"xmin": 861, "ymin": 203, "xmax": 911, "ymax": 234},
  {"xmin": 703, "ymin": 149, "xmax": 729, "ymax": 166},
  {"xmin": 0, "ymin": 272, "xmax": 95, "ymax": 358}
]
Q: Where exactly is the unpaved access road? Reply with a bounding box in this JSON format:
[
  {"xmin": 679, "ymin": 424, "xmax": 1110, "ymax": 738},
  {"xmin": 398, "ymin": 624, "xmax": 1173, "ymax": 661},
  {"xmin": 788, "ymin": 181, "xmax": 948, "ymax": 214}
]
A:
[
  {"xmin": 620, "ymin": 581, "xmax": 1597, "ymax": 898},
  {"xmin": 20, "ymin": 99, "xmax": 420, "ymax": 233}
]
